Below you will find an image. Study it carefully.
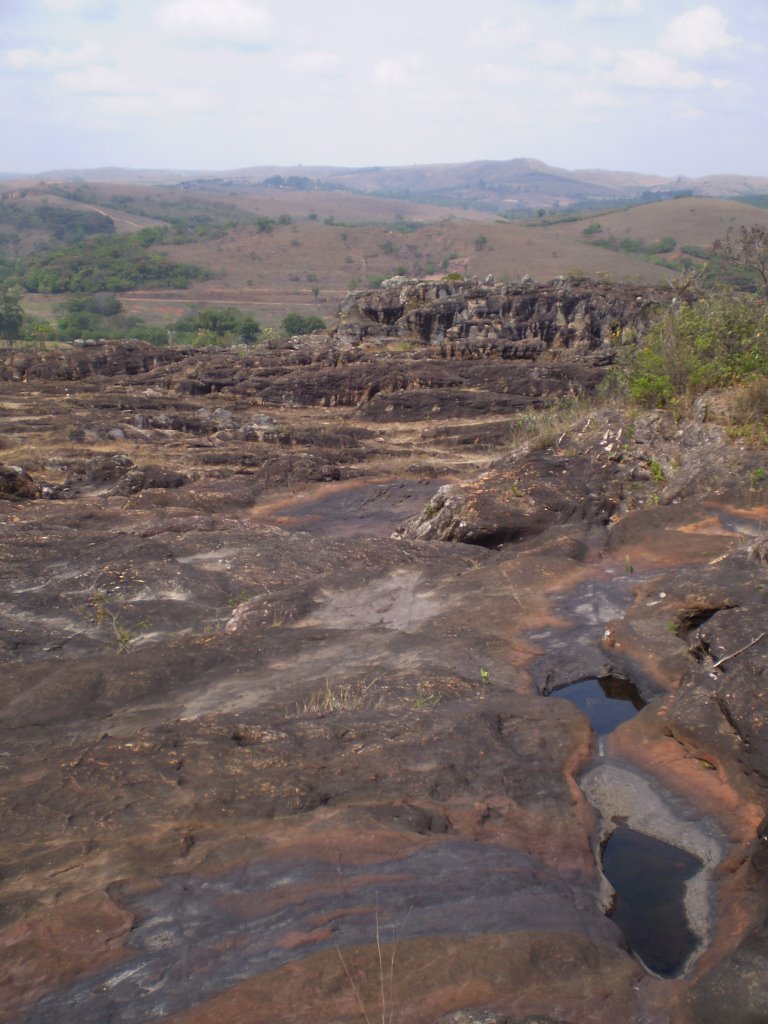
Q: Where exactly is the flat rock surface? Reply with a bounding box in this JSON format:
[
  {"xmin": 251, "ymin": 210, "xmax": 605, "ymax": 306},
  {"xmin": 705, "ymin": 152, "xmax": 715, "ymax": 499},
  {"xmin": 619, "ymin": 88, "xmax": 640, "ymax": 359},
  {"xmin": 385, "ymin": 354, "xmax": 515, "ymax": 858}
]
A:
[{"xmin": 1, "ymin": 313, "xmax": 767, "ymax": 1024}]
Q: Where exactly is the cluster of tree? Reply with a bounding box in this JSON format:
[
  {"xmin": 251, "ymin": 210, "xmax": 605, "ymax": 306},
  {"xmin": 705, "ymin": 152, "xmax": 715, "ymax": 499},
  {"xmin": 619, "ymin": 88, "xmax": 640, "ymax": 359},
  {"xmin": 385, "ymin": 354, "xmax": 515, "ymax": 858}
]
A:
[
  {"xmin": 586, "ymin": 233, "xmax": 677, "ymax": 256},
  {"xmin": 0, "ymin": 202, "xmax": 114, "ymax": 244},
  {"xmin": 18, "ymin": 229, "xmax": 212, "ymax": 293},
  {"xmin": 0, "ymin": 290, "xmax": 23, "ymax": 344},
  {"xmin": 262, "ymin": 175, "xmax": 316, "ymax": 190},
  {"xmin": 170, "ymin": 306, "xmax": 261, "ymax": 344},
  {"xmin": 261, "ymin": 175, "xmax": 344, "ymax": 193},
  {"xmin": 281, "ymin": 313, "xmax": 326, "ymax": 336},
  {"xmin": 53, "ymin": 294, "xmax": 146, "ymax": 342},
  {"xmin": 0, "ymin": 290, "xmax": 332, "ymax": 348}
]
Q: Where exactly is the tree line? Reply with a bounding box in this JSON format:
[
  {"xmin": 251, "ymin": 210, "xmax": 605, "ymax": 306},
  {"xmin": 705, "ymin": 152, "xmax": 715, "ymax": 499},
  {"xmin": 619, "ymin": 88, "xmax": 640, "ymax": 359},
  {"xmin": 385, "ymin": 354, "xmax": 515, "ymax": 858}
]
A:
[{"xmin": 0, "ymin": 292, "xmax": 327, "ymax": 347}]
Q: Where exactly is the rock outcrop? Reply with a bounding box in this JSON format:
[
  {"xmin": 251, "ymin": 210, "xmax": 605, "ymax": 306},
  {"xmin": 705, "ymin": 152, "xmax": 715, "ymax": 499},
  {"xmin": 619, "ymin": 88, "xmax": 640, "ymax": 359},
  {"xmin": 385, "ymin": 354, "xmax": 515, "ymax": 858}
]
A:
[
  {"xmin": 334, "ymin": 276, "xmax": 667, "ymax": 356},
  {"xmin": 1, "ymin": 278, "xmax": 767, "ymax": 1024}
]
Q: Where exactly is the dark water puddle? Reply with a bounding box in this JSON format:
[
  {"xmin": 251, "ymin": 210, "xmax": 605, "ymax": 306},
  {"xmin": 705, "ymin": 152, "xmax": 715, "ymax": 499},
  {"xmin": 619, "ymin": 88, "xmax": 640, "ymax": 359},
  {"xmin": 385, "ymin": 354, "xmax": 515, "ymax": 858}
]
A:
[
  {"xmin": 548, "ymin": 677, "xmax": 715, "ymax": 978},
  {"xmin": 550, "ymin": 676, "xmax": 645, "ymax": 735},
  {"xmin": 602, "ymin": 826, "xmax": 703, "ymax": 978}
]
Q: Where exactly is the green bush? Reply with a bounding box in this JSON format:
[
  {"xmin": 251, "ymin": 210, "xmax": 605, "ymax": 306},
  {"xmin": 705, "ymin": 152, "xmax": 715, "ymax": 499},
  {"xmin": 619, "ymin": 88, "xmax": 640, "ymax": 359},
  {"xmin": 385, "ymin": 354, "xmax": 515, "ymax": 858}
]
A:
[
  {"xmin": 626, "ymin": 291, "xmax": 768, "ymax": 407},
  {"xmin": 281, "ymin": 313, "xmax": 326, "ymax": 336},
  {"xmin": 171, "ymin": 306, "xmax": 261, "ymax": 343}
]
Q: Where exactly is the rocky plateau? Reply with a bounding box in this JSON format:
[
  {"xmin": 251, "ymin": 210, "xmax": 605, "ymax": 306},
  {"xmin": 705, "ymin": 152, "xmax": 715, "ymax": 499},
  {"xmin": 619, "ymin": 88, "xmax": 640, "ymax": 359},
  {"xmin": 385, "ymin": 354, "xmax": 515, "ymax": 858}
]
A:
[{"xmin": 1, "ymin": 277, "xmax": 767, "ymax": 1024}]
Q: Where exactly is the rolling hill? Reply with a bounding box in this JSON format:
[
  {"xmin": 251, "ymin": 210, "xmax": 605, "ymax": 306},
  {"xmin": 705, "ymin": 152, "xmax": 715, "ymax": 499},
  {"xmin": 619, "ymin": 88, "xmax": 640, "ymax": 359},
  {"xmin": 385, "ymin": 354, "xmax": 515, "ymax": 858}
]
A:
[
  {"xmin": 27, "ymin": 157, "xmax": 768, "ymax": 215},
  {"xmin": 3, "ymin": 168, "xmax": 768, "ymax": 332}
]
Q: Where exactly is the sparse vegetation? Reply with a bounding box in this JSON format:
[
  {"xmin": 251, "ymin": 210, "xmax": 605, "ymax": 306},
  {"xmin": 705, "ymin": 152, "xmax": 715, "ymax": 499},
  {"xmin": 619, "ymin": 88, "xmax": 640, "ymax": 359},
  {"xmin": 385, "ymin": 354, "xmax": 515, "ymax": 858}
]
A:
[
  {"xmin": 0, "ymin": 202, "xmax": 114, "ymax": 244},
  {"xmin": 510, "ymin": 390, "xmax": 594, "ymax": 450},
  {"xmin": 412, "ymin": 684, "xmax": 444, "ymax": 709},
  {"xmin": 731, "ymin": 377, "xmax": 768, "ymax": 443},
  {"xmin": 712, "ymin": 225, "xmax": 768, "ymax": 297},
  {"xmin": 86, "ymin": 590, "xmax": 144, "ymax": 654},
  {"xmin": 335, "ymin": 911, "xmax": 407, "ymax": 1024},
  {"xmin": 296, "ymin": 679, "xmax": 383, "ymax": 715}
]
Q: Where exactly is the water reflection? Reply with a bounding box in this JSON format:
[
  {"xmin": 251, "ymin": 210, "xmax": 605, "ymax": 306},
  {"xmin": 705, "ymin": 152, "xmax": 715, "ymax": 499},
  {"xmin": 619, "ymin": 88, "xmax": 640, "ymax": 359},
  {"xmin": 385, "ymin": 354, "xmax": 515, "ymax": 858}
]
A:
[
  {"xmin": 602, "ymin": 825, "xmax": 702, "ymax": 977},
  {"xmin": 550, "ymin": 676, "xmax": 644, "ymax": 735}
]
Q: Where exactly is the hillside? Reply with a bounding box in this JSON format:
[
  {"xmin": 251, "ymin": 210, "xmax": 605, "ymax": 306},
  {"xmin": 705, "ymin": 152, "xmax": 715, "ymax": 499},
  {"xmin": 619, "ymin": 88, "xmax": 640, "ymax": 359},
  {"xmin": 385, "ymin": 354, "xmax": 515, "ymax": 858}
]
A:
[{"xmin": 4, "ymin": 178, "xmax": 768, "ymax": 334}]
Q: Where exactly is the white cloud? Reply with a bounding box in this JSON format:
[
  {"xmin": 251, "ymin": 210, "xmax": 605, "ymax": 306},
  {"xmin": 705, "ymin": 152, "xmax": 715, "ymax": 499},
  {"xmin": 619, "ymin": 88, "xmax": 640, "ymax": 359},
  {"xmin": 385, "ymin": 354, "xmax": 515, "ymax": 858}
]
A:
[
  {"xmin": 155, "ymin": 0, "xmax": 271, "ymax": 45},
  {"xmin": 468, "ymin": 17, "xmax": 534, "ymax": 49},
  {"xmin": 477, "ymin": 62, "xmax": 530, "ymax": 86},
  {"xmin": 88, "ymin": 87, "xmax": 215, "ymax": 119},
  {"xmin": 612, "ymin": 48, "xmax": 704, "ymax": 88},
  {"xmin": 568, "ymin": 86, "xmax": 621, "ymax": 110},
  {"xmin": 660, "ymin": 6, "xmax": 736, "ymax": 59},
  {"xmin": 42, "ymin": 0, "xmax": 115, "ymax": 15},
  {"xmin": 288, "ymin": 50, "xmax": 340, "ymax": 75},
  {"xmin": 532, "ymin": 40, "xmax": 575, "ymax": 67},
  {"xmin": 372, "ymin": 54, "xmax": 424, "ymax": 86},
  {"xmin": 55, "ymin": 65, "xmax": 134, "ymax": 93},
  {"xmin": 5, "ymin": 41, "xmax": 102, "ymax": 70},
  {"xmin": 572, "ymin": 0, "xmax": 643, "ymax": 19}
]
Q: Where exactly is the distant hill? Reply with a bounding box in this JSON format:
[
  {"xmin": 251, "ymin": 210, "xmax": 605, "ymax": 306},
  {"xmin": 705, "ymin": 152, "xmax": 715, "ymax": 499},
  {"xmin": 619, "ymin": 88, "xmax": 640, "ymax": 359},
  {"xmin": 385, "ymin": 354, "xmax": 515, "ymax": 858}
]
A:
[
  {"xmin": 30, "ymin": 158, "xmax": 768, "ymax": 215},
  {"xmin": 5, "ymin": 171, "xmax": 768, "ymax": 334}
]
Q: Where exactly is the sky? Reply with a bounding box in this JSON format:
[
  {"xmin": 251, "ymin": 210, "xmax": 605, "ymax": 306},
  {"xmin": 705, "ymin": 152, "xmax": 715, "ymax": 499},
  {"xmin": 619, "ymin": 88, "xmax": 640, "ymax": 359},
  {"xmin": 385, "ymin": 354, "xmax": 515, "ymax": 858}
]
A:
[{"xmin": 1, "ymin": 0, "xmax": 766, "ymax": 178}]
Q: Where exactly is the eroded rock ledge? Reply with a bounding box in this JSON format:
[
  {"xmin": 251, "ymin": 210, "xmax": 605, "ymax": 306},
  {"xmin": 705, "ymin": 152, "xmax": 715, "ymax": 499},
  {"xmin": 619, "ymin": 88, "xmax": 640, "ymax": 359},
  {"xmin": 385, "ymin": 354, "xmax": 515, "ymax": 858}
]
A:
[{"xmin": 334, "ymin": 275, "xmax": 667, "ymax": 355}]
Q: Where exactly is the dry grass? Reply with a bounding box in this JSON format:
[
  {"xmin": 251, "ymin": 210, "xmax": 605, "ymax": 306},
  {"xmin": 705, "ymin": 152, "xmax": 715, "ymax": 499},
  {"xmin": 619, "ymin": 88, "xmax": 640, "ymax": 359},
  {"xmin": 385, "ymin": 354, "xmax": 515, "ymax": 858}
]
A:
[
  {"xmin": 731, "ymin": 377, "xmax": 768, "ymax": 435},
  {"xmin": 292, "ymin": 676, "xmax": 465, "ymax": 717},
  {"xmin": 295, "ymin": 679, "xmax": 385, "ymax": 715},
  {"xmin": 335, "ymin": 910, "xmax": 410, "ymax": 1024},
  {"xmin": 510, "ymin": 392, "xmax": 599, "ymax": 452}
]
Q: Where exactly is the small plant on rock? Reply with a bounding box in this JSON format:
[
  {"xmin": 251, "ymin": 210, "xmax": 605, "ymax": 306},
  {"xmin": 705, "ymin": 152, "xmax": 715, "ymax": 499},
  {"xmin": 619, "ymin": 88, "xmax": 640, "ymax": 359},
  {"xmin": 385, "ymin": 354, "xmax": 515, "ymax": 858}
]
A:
[{"xmin": 412, "ymin": 683, "xmax": 443, "ymax": 709}]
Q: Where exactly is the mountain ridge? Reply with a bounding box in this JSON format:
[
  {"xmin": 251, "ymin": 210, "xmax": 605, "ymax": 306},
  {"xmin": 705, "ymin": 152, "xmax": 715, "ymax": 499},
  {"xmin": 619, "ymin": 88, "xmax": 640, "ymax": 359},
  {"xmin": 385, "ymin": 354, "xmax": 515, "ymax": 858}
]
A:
[{"xmin": 13, "ymin": 157, "xmax": 768, "ymax": 213}]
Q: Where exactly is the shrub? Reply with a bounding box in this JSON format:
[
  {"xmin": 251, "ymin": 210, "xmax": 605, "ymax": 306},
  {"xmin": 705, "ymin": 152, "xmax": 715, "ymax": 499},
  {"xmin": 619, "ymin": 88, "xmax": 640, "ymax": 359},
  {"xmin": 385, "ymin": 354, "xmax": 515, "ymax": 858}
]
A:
[
  {"xmin": 170, "ymin": 306, "xmax": 260, "ymax": 344},
  {"xmin": 626, "ymin": 291, "xmax": 768, "ymax": 408},
  {"xmin": 281, "ymin": 313, "xmax": 326, "ymax": 336}
]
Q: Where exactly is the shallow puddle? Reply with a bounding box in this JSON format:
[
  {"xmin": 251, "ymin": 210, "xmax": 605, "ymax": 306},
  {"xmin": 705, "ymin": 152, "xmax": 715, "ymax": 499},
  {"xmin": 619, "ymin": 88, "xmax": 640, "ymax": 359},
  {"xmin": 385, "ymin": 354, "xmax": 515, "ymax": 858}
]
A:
[
  {"xmin": 602, "ymin": 825, "xmax": 703, "ymax": 978},
  {"xmin": 550, "ymin": 676, "xmax": 644, "ymax": 735},
  {"xmin": 548, "ymin": 676, "xmax": 721, "ymax": 979}
]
